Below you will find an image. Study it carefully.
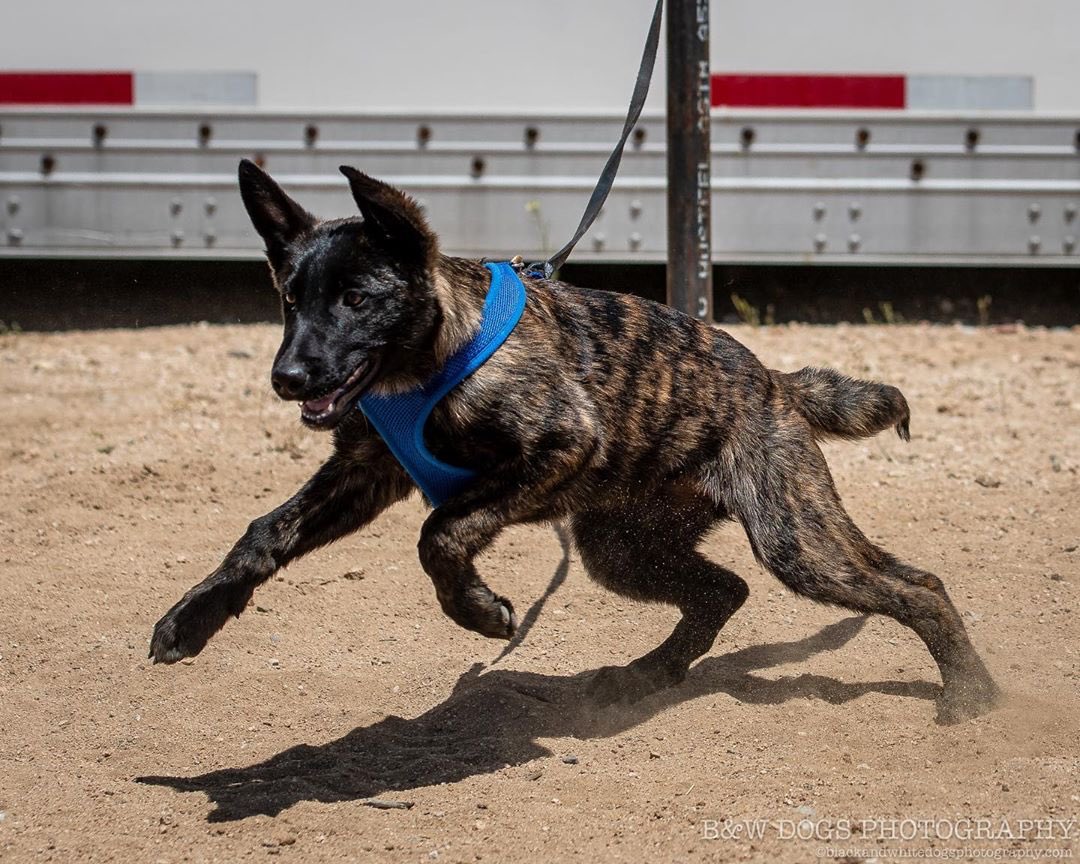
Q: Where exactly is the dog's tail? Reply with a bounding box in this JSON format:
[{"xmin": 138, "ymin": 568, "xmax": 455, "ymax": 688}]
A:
[{"xmin": 781, "ymin": 367, "xmax": 910, "ymax": 442}]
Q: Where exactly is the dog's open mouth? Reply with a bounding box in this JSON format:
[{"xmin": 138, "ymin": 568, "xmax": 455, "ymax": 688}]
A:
[{"xmin": 299, "ymin": 359, "xmax": 381, "ymax": 428}]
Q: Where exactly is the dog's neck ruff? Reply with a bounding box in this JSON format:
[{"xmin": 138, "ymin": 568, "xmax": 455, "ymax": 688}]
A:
[{"xmin": 358, "ymin": 262, "xmax": 527, "ymax": 507}]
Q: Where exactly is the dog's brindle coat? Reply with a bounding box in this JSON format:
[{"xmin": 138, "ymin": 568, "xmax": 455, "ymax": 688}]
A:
[{"xmin": 149, "ymin": 160, "xmax": 999, "ymax": 723}]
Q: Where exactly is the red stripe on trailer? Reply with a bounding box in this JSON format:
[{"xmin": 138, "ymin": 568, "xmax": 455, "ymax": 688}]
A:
[
  {"xmin": 0, "ymin": 72, "xmax": 134, "ymax": 105},
  {"xmin": 711, "ymin": 74, "xmax": 906, "ymax": 109}
]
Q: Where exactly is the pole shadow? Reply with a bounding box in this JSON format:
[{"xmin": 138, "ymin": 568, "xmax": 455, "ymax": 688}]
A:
[{"xmin": 137, "ymin": 613, "xmax": 939, "ymax": 822}]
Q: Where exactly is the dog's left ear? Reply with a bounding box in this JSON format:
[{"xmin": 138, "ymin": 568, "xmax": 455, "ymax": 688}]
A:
[{"xmin": 339, "ymin": 166, "xmax": 436, "ymax": 261}]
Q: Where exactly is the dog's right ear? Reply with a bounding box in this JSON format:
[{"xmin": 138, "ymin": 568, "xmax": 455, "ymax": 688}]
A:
[
  {"xmin": 339, "ymin": 165, "xmax": 436, "ymax": 261},
  {"xmin": 238, "ymin": 159, "xmax": 315, "ymax": 268}
]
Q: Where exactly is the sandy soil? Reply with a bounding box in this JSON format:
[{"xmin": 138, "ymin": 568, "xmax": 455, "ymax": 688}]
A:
[{"xmin": 0, "ymin": 321, "xmax": 1077, "ymax": 863}]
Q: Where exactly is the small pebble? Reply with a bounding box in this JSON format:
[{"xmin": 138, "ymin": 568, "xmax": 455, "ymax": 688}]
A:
[
  {"xmin": 363, "ymin": 798, "xmax": 413, "ymax": 810},
  {"xmin": 561, "ymin": 755, "xmax": 579, "ymax": 765}
]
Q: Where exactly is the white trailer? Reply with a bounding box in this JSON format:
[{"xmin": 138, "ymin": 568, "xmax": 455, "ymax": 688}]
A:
[{"xmin": 1, "ymin": 1, "xmax": 1078, "ymax": 264}]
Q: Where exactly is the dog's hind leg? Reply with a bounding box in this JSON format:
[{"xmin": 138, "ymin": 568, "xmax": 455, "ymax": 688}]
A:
[
  {"xmin": 571, "ymin": 491, "xmax": 749, "ymax": 705},
  {"xmin": 729, "ymin": 433, "xmax": 998, "ymax": 724}
]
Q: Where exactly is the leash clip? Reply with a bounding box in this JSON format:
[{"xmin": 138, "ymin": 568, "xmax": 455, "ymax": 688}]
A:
[{"xmin": 523, "ymin": 260, "xmax": 553, "ymax": 280}]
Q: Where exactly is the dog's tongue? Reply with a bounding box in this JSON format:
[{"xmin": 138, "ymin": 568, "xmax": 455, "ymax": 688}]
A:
[{"xmin": 302, "ymin": 392, "xmax": 336, "ymax": 414}]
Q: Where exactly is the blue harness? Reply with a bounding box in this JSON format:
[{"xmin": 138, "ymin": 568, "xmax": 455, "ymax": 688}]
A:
[{"xmin": 358, "ymin": 262, "xmax": 527, "ymax": 507}]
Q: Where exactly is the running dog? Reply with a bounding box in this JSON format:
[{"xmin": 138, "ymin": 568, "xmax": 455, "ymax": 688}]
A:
[{"xmin": 149, "ymin": 159, "xmax": 999, "ymax": 724}]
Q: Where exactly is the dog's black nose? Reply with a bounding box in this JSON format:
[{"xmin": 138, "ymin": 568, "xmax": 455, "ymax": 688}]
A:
[{"xmin": 272, "ymin": 366, "xmax": 309, "ymax": 399}]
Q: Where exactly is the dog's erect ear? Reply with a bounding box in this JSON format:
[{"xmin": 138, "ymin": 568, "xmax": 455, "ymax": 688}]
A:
[
  {"xmin": 238, "ymin": 159, "xmax": 315, "ymax": 267},
  {"xmin": 339, "ymin": 166, "xmax": 436, "ymax": 260}
]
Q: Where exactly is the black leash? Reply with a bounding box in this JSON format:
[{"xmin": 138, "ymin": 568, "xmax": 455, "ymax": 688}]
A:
[{"xmin": 525, "ymin": 0, "xmax": 664, "ymax": 279}]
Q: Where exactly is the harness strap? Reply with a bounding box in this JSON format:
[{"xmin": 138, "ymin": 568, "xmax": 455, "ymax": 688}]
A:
[
  {"xmin": 527, "ymin": 0, "xmax": 664, "ymax": 279},
  {"xmin": 358, "ymin": 262, "xmax": 527, "ymax": 506}
]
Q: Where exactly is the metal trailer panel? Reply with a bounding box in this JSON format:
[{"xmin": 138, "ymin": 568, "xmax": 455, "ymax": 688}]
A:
[
  {"xmin": 3, "ymin": 173, "xmax": 1078, "ymax": 261},
  {"xmin": 2, "ymin": 109, "xmax": 1079, "ymax": 264},
  {"xmin": 5, "ymin": 106, "xmax": 1080, "ymax": 141},
  {"xmin": 2, "ymin": 143, "xmax": 1079, "ymax": 182}
]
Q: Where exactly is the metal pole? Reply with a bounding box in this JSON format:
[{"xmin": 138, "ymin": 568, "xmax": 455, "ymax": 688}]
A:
[{"xmin": 666, "ymin": 0, "xmax": 713, "ymax": 322}]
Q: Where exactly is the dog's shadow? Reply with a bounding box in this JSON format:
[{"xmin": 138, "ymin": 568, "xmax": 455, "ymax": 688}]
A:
[{"xmin": 137, "ymin": 613, "xmax": 938, "ymax": 822}]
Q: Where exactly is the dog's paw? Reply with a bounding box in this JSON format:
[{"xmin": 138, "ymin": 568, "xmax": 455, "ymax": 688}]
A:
[
  {"xmin": 149, "ymin": 615, "xmax": 198, "ymax": 665},
  {"xmin": 149, "ymin": 582, "xmax": 247, "ymax": 664},
  {"xmin": 447, "ymin": 586, "xmax": 517, "ymax": 640},
  {"xmin": 936, "ymin": 671, "xmax": 1001, "ymax": 725},
  {"xmin": 474, "ymin": 591, "xmax": 517, "ymax": 640}
]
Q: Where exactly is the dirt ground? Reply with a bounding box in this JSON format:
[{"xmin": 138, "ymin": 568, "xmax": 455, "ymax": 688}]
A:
[{"xmin": 1, "ymin": 320, "xmax": 1077, "ymax": 863}]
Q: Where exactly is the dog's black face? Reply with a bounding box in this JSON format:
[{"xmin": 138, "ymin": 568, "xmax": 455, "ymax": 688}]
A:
[{"xmin": 238, "ymin": 160, "xmax": 441, "ymax": 429}]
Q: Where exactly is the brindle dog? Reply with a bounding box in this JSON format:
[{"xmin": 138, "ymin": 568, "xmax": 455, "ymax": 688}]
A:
[{"xmin": 149, "ymin": 159, "xmax": 999, "ymax": 724}]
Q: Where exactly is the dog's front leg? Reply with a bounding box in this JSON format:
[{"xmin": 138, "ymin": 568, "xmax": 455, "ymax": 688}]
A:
[
  {"xmin": 417, "ymin": 445, "xmax": 591, "ymax": 640},
  {"xmin": 149, "ymin": 449, "xmax": 411, "ymax": 663}
]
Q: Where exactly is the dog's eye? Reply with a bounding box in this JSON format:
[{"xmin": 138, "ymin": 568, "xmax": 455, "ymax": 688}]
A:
[
  {"xmin": 342, "ymin": 289, "xmax": 364, "ymax": 308},
  {"xmin": 283, "ymin": 292, "xmax": 296, "ymax": 306}
]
